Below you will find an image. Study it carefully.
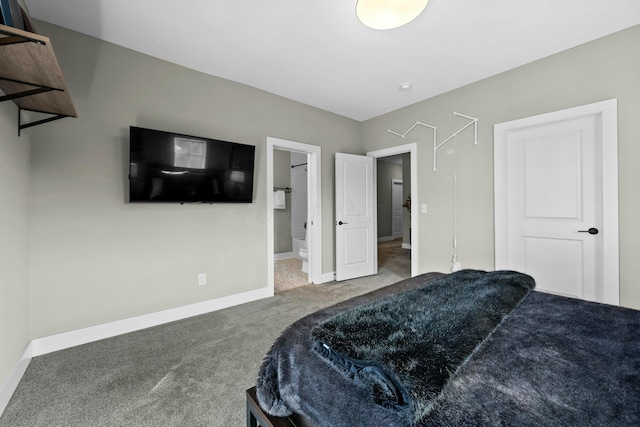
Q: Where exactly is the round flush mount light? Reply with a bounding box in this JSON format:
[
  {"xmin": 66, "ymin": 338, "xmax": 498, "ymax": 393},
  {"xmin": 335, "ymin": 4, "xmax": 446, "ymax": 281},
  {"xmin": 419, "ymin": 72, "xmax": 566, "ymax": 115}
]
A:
[
  {"xmin": 356, "ymin": 0, "xmax": 429, "ymax": 30},
  {"xmin": 399, "ymin": 82, "xmax": 412, "ymax": 90}
]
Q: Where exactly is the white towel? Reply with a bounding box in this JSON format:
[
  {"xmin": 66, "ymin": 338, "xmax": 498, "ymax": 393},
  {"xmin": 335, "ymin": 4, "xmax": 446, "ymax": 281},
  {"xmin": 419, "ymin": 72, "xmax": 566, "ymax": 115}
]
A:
[{"xmin": 274, "ymin": 190, "xmax": 286, "ymax": 209}]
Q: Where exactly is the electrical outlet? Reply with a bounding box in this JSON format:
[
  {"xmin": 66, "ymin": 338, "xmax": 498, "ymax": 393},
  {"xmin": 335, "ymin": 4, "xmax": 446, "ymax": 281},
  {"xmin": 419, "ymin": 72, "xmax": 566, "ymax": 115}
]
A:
[
  {"xmin": 421, "ymin": 204, "xmax": 428, "ymax": 214},
  {"xmin": 198, "ymin": 273, "xmax": 207, "ymax": 286}
]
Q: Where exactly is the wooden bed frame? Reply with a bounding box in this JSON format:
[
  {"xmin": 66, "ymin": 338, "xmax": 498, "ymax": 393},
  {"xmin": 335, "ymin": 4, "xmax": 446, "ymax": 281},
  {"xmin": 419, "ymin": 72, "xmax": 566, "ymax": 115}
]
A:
[{"xmin": 246, "ymin": 386, "xmax": 312, "ymax": 427}]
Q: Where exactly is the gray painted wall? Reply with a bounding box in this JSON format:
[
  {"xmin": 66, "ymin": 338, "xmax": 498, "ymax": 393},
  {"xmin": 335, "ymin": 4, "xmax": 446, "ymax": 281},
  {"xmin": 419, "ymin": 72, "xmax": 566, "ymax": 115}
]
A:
[
  {"xmin": 361, "ymin": 24, "xmax": 640, "ymax": 310},
  {"xmin": 26, "ymin": 21, "xmax": 360, "ymax": 341},
  {"xmin": 0, "ymin": 103, "xmax": 31, "ymax": 392}
]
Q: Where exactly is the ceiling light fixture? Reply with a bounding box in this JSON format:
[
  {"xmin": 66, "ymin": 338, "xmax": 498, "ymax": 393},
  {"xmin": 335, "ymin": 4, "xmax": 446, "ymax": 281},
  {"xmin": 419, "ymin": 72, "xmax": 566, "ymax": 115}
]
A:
[
  {"xmin": 399, "ymin": 82, "xmax": 412, "ymax": 90},
  {"xmin": 356, "ymin": 0, "xmax": 429, "ymax": 30}
]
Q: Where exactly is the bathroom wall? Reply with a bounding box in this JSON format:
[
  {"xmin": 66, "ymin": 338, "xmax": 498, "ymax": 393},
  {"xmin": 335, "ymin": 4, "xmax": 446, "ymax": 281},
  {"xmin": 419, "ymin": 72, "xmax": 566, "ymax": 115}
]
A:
[
  {"xmin": 290, "ymin": 152, "xmax": 308, "ymax": 240},
  {"xmin": 273, "ymin": 149, "xmax": 292, "ymax": 255}
]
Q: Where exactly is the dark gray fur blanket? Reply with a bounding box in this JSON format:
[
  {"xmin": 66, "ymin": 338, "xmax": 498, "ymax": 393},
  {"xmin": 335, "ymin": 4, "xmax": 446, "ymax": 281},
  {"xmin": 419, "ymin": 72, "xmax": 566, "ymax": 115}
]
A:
[
  {"xmin": 311, "ymin": 269, "xmax": 534, "ymax": 424},
  {"xmin": 256, "ymin": 270, "xmax": 640, "ymax": 426}
]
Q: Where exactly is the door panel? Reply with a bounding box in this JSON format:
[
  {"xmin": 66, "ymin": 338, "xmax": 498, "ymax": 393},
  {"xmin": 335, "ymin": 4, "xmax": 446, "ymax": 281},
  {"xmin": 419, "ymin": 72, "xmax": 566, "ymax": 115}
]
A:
[
  {"xmin": 335, "ymin": 153, "xmax": 376, "ymax": 281},
  {"xmin": 523, "ymin": 134, "xmax": 581, "ymax": 219},
  {"xmin": 344, "ymin": 228, "xmax": 369, "ymax": 264},
  {"xmin": 502, "ymin": 116, "xmax": 598, "ymax": 301},
  {"xmin": 523, "ymin": 237, "xmax": 583, "ymax": 297}
]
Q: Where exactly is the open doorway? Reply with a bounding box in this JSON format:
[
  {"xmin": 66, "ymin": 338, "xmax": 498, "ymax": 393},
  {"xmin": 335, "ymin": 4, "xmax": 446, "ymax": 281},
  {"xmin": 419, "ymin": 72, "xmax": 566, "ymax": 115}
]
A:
[
  {"xmin": 267, "ymin": 137, "xmax": 322, "ymax": 295},
  {"xmin": 367, "ymin": 143, "xmax": 418, "ymax": 278},
  {"xmin": 376, "ymin": 155, "xmax": 411, "ymax": 279},
  {"xmin": 272, "ymin": 149, "xmax": 311, "ymax": 291}
]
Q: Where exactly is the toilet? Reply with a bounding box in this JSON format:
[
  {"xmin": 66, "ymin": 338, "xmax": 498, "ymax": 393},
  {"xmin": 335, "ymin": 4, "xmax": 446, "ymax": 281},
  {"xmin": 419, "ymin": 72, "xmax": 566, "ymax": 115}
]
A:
[{"xmin": 299, "ymin": 223, "xmax": 309, "ymax": 273}]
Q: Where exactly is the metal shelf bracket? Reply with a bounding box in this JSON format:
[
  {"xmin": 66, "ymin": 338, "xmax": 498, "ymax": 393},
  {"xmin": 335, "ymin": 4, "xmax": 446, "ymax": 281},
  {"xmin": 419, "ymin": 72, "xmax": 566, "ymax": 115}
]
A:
[
  {"xmin": 0, "ymin": 75, "xmax": 63, "ymax": 103},
  {"xmin": 18, "ymin": 108, "xmax": 69, "ymax": 136}
]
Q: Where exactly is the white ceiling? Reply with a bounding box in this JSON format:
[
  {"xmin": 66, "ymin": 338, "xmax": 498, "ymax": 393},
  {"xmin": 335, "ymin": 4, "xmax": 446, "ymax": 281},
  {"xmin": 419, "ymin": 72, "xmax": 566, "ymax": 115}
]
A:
[{"xmin": 25, "ymin": 0, "xmax": 640, "ymax": 122}]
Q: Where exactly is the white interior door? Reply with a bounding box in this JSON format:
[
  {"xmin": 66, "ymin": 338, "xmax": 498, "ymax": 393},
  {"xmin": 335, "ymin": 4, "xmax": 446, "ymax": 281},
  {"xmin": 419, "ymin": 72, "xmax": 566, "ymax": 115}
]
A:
[
  {"xmin": 507, "ymin": 116, "xmax": 599, "ymax": 299},
  {"xmin": 335, "ymin": 153, "xmax": 376, "ymax": 281},
  {"xmin": 495, "ymin": 100, "xmax": 619, "ymax": 304},
  {"xmin": 392, "ymin": 179, "xmax": 403, "ymax": 239}
]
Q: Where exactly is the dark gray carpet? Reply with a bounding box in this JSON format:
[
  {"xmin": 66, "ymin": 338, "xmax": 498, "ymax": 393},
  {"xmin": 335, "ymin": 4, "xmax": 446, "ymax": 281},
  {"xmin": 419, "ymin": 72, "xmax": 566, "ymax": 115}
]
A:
[{"xmin": 0, "ymin": 269, "xmax": 403, "ymax": 427}]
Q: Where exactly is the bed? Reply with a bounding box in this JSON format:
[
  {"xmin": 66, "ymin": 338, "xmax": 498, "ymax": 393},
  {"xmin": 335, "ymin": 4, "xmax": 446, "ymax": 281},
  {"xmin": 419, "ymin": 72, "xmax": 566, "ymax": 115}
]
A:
[{"xmin": 249, "ymin": 269, "xmax": 640, "ymax": 426}]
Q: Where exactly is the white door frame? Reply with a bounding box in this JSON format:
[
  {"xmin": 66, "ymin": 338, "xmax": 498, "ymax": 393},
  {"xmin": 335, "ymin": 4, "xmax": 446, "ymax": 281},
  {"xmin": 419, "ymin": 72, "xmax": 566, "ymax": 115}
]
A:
[
  {"xmin": 267, "ymin": 137, "xmax": 322, "ymax": 293},
  {"xmin": 367, "ymin": 143, "xmax": 419, "ymax": 278},
  {"xmin": 494, "ymin": 99, "xmax": 619, "ymax": 305}
]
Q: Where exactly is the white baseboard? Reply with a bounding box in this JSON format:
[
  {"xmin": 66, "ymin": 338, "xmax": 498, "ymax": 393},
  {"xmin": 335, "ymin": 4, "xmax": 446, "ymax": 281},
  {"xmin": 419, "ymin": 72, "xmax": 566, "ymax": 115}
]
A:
[
  {"xmin": 377, "ymin": 236, "xmax": 394, "ymax": 242},
  {"xmin": 0, "ymin": 342, "xmax": 34, "ymax": 418},
  {"xmin": 274, "ymin": 252, "xmax": 294, "ymax": 260},
  {"xmin": 30, "ymin": 287, "xmax": 273, "ymax": 357},
  {"xmin": 402, "ymin": 243, "xmax": 411, "ymax": 249},
  {"xmin": 0, "ymin": 286, "xmax": 274, "ymax": 416}
]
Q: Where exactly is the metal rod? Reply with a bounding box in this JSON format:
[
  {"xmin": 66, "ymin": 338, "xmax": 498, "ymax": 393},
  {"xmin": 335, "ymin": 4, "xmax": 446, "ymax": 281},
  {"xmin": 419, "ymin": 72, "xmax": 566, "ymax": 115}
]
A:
[
  {"xmin": 19, "ymin": 112, "xmax": 68, "ymax": 136},
  {"xmin": 0, "ymin": 87, "xmax": 55, "ymax": 103},
  {"xmin": 0, "ymin": 75, "xmax": 62, "ymax": 89},
  {"xmin": 0, "ymin": 76, "xmax": 63, "ymax": 103},
  {"xmin": 18, "ymin": 106, "xmax": 68, "ymax": 115},
  {"xmin": 0, "ymin": 35, "xmax": 32, "ymax": 46},
  {"xmin": 273, "ymin": 187, "xmax": 292, "ymax": 193},
  {"xmin": 0, "ymin": 29, "xmax": 46, "ymax": 45}
]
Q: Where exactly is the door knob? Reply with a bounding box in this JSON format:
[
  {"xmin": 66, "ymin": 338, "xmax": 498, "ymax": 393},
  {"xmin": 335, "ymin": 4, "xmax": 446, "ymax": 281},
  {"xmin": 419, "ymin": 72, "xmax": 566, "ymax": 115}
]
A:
[
  {"xmin": 338, "ymin": 221, "xmax": 348, "ymax": 225},
  {"xmin": 578, "ymin": 227, "xmax": 599, "ymax": 235}
]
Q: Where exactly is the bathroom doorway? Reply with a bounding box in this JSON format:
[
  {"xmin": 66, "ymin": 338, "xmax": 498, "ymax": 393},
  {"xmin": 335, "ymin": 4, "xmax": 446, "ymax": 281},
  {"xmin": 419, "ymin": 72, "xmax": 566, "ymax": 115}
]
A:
[
  {"xmin": 266, "ymin": 137, "xmax": 322, "ymax": 294},
  {"xmin": 273, "ymin": 149, "xmax": 310, "ymax": 291}
]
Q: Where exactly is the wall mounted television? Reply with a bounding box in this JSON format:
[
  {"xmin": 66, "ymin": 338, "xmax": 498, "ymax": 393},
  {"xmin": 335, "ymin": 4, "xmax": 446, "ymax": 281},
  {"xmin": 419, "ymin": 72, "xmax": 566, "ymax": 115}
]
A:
[{"xmin": 129, "ymin": 126, "xmax": 255, "ymax": 203}]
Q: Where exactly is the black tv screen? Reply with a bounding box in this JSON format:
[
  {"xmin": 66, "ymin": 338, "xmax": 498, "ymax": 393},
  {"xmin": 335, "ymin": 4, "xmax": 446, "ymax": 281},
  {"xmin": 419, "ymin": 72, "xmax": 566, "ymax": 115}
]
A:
[{"xmin": 129, "ymin": 126, "xmax": 255, "ymax": 203}]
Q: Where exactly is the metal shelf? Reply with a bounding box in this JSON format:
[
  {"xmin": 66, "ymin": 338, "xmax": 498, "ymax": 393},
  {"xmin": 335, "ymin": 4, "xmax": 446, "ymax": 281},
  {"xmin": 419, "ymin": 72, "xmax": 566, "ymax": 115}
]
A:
[{"xmin": 0, "ymin": 24, "xmax": 77, "ymax": 135}]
